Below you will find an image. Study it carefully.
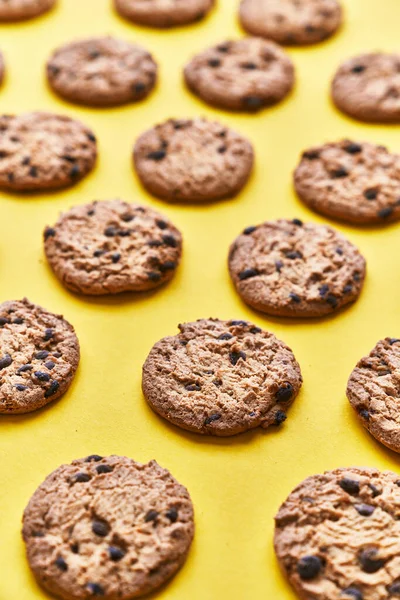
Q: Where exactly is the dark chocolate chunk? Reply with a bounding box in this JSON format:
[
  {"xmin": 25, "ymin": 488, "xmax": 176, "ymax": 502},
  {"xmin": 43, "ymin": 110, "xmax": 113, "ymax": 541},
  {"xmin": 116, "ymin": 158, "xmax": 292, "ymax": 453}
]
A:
[
  {"xmin": 86, "ymin": 583, "xmax": 105, "ymax": 596},
  {"xmin": 18, "ymin": 364, "xmax": 32, "ymax": 373},
  {"xmin": 44, "ymin": 380, "xmax": 59, "ymax": 397},
  {"xmin": 339, "ymin": 478, "xmax": 360, "ymax": 495},
  {"xmin": 166, "ymin": 508, "xmax": 178, "ymax": 522},
  {"xmin": 85, "ymin": 455, "xmax": 103, "ymax": 462},
  {"xmin": 185, "ymin": 383, "xmax": 201, "ymax": 391},
  {"xmin": 162, "ymin": 234, "xmax": 177, "ymax": 247},
  {"xmin": 69, "ymin": 165, "xmax": 80, "ymax": 178},
  {"xmin": 147, "ymin": 150, "xmax": 166, "ymax": 161},
  {"xmin": 331, "ymin": 167, "xmax": 349, "ymax": 178},
  {"xmin": 96, "ymin": 464, "xmax": 113, "ymax": 474},
  {"xmin": 145, "ymin": 510, "xmax": 159, "ymax": 523},
  {"xmin": 92, "ymin": 520, "xmax": 110, "ymax": 537},
  {"xmin": 242, "ymin": 96, "xmax": 264, "ymax": 110},
  {"xmin": 55, "ymin": 556, "xmax": 68, "ymax": 572},
  {"xmin": 274, "ymin": 410, "xmax": 287, "ymax": 425},
  {"xmin": 363, "ymin": 188, "xmax": 377, "ymax": 200},
  {"xmin": 378, "ymin": 206, "xmax": 394, "ymax": 219},
  {"xmin": 35, "ymin": 371, "xmax": 50, "ymax": 382},
  {"xmin": 0, "ymin": 354, "xmax": 12, "ymax": 369},
  {"xmin": 204, "ymin": 413, "xmax": 222, "ymax": 425},
  {"xmin": 289, "ymin": 292, "xmax": 301, "ymax": 303},
  {"xmin": 229, "ymin": 350, "xmax": 246, "ymax": 365},
  {"xmin": 359, "ymin": 548, "xmax": 385, "ymax": 573},
  {"xmin": 342, "ymin": 588, "xmax": 363, "ymax": 600},
  {"xmin": 218, "ymin": 333, "xmax": 233, "ymax": 340},
  {"xmin": 147, "ymin": 271, "xmax": 162, "ymax": 282},
  {"xmin": 208, "ymin": 58, "xmax": 221, "ymax": 67},
  {"xmin": 297, "ymin": 555, "xmax": 322, "ymax": 580},
  {"xmin": 243, "ymin": 226, "xmax": 257, "ymax": 235},
  {"xmin": 43, "ymin": 328, "xmax": 54, "ymax": 341},
  {"xmin": 352, "ymin": 65, "xmax": 366, "ymax": 73},
  {"xmin": 74, "ymin": 472, "xmax": 91, "ymax": 483},
  {"xmin": 44, "ymin": 227, "xmax": 56, "ymax": 240},
  {"xmin": 275, "ymin": 383, "xmax": 293, "ymax": 403},
  {"xmin": 108, "ymin": 546, "xmax": 125, "ymax": 562},
  {"xmin": 344, "ymin": 143, "xmax": 362, "ymax": 154},
  {"xmin": 15, "ymin": 384, "xmax": 28, "ymax": 391},
  {"xmin": 239, "ymin": 268, "xmax": 259, "ymax": 280},
  {"xmin": 354, "ymin": 503, "xmax": 375, "ymax": 517},
  {"xmin": 111, "ymin": 253, "xmax": 121, "ymax": 264},
  {"xmin": 104, "ymin": 226, "xmax": 117, "ymax": 237},
  {"xmin": 35, "ymin": 351, "xmax": 49, "ymax": 360}
]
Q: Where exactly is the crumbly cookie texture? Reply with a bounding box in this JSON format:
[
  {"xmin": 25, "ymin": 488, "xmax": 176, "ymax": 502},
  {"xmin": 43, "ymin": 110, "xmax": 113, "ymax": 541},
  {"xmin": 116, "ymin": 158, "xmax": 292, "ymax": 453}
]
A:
[
  {"xmin": 0, "ymin": 112, "xmax": 97, "ymax": 191},
  {"xmin": 184, "ymin": 37, "xmax": 295, "ymax": 111},
  {"xmin": 347, "ymin": 337, "xmax": 400, "ymax": 453},
  {"xmin": 47, "ymin": 36, "xmax": 157, "ymax": 107},
  {"xmin": 142, "ymin": 318, "xmax": 302, "ymax": 436},
  {"xmin": 23, "ymin": 456, "xmax": 194, "ymax": 600},
  {"xmin": 114, "ymin": 0, "xmax": 214, "ymax": 27},
  {"xmin": 294, "ymin": 140, "xmax": 400, "ymax": 225},
  {"xmin": 332, "ymin": 53, "xmax": 400, "ymax": 123},
  {"xmin": 274, "ymin": 467, "xmax": 400, "ymax": 600},
  {"xmin": 228, "ymin": 219, "xmax": 366, "ymax": 317},
  {"xmin": 239, "ymin": 0, "xmax": 342, "ymax": 45},
  {"xmin": 133, "ymin": 118, "xmax": 254, "ymax": 202},
  {"xmin": 0, "ymin": 298, "xmax": 79, "ymax": 414},
  {"xmin": 0, "ymin": 0, "xmax": 55, "ymax": 21},
  {"xmin": 44, "ymin": 199, "xmax": 183, "ymax": 295}
]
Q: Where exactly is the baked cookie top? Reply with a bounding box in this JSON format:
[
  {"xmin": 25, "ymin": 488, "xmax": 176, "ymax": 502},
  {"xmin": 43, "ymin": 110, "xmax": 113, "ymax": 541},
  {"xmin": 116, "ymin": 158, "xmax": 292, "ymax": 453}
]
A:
[
  {"xmin": 142, "ymin": 318, "xmax": 302, "ymax": 436},
  {"xmin": 274, "ymin": 467, "xmax": 400, "ymax": 600},
  {"xmin": 228, "ymin": 219, "xmax": 366, "ymax": 317},
  {"xmin": 23, "ymin": 456, "xmax": 194, "ymax": 600},
  {"xmin": 114, "ymin": 0, "xmax": 214, "ymax": 27}
]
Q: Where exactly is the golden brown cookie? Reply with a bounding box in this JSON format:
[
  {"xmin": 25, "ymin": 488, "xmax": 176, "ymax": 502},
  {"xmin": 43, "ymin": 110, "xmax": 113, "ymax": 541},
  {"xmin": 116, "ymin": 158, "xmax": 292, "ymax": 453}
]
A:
[
  {"xmin": 23, "ymin": 455, "xmax": 194, "ymax": 600},
  {"xmin": 0, "ymin": 0, "xmax": 55, "ymax": 21},
  {"xmin": 114, "ymin": 0, "xmax": 214, "ymax": 27}
]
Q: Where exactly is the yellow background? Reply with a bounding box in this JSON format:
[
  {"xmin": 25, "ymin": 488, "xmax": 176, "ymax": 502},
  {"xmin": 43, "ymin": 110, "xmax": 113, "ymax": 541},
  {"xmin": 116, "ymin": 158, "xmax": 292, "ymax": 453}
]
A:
[{"xmin": 1, "ymin": 1, "xmax": 400, "ymax": 598}]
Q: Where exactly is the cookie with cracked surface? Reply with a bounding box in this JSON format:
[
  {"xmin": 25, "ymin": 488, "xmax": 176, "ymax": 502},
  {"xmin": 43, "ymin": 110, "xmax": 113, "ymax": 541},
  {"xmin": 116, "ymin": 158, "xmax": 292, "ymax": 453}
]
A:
[
  {"xmin": 294, "ymin": 140, "xmax": 400, "ymax": 225},
  {"xmin": 184, "ymin": 37, "xmax": 295, "ymax": 112},
  {"xmin": 44, "ymin": 199, "xmax": 183, "ymax": 295},
  {"xmin": 0, "ymin": 298, "xmax": 79, "ymax": 414},
  {"xmin": 114, "ymin": 0, "xmax": 214, "ymax": 28},
  {"xmin": 133, "ymin": 118, "xmax": 254, "ymax": 203},
  {"xmin": 0, "ymin": 112, "xmax": 97, "ymax": 192},
  {"xmin": 142, "ymin": 318, "xmax": 302, "ymax": 436},
  {"xmin": 347, "ymin": 337, "xmax": 400, "ymax": 453},
  {"xmin": 46, "ymin": 36, "xmax": 157, "ymax": 107},
  {"xmin": 0, "ymin": 0, "xmax": 55, "ymax": 20},
  {"xmin": 228, "ymin": 219, "xmax": 366, "ymax": 317},
  {"xmin": 23, "ymin": 455, "xmax": 194, "ymax": 600},
  {"xmin": 332, "ymin": 53, "xmax": 400, "ymax": 123},
  {"xmin": 274, "ymin": 467, "xmax": 400, "ymax": 600},
  {"xmin": 239, "ymin": 0, "xmax": 342, "ymax": 45}
]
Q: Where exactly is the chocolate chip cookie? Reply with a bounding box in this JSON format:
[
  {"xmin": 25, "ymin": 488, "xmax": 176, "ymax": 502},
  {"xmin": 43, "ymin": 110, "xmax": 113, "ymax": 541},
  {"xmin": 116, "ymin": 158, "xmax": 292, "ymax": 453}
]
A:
[
  {"xmin": 184, "ymin": 37, "xmax": 295, "ymax": 111},
  {"xmin": 46, "ymin": 36, "xmax": 157, "ymax": 107},
  {"xmin": 44, "ymin": 200, "xmax": 183, "ymax": 295},
  {"xmin": 0, "ymin": 298, "xmax": 79, "ymax": 414},
  {"xmin": 142, "ymin": 318, "xmax": 302, "ymax": 436},
  {"xmin": 114, "ymin": 0, "xmax": 214, "ymax": 27},
  {"xmin": 294, "ymin": 140, "xmax": 400, "ymax": 225},
  {"xmin": 133, "ymin": 118, "xmax": 254, "ymax": 203},
  {"xmin": 228, "ymin": 219, "xmax": 366, "ymax": 317},
  {"xmin": 239, "ymin": 0, "xmax": 342, "ymax": 45},
  {"xmin": 0, "ymin": 0, "xmax": 55, "ymax": 20},
  {"xmin": 332, "ymin": 53, "xmax": 400, "ymax": 122},
  {"xmin": 274, "ymin": 467, "xmax": 400, "ymax": 600},
  {"xmin": 23, "ymin": 455, "xmax": 194, "ymax": 600},
  {"xmin": 0, "ymin": 112, "xmax": 97, "ymax": 192},
  {"xmin": 347, "ymin": 338, "xmax": 400, "ymax": 453}
]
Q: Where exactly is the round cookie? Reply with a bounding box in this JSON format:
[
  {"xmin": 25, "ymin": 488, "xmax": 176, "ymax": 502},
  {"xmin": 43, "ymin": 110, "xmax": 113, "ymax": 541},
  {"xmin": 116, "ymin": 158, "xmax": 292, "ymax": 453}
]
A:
[
  {"xmin": 44, "ymin": 199, "xmax": 183, "ymax": 295},
  {"xmin": 332, "ymin": 52, "xmax": 400, "ymax": 123},
  {"xmin": 23, "ymin": 455, "xmax": 194, "ymax": 600},
  {"xmin": 0, "ymin": 0, "xmax": 55, "ymax": 21},
  {"xmin": 46, "ymin": 36, "xmax": 158, "ymax": 107},
  {"xmin": 228, "ymin": 219, "xmax": 366, "ymax": 318},
  {"xmin": 114, "ymin": 0, "xmax": 214, "ymax": 28},
  {"xmin": 347, "ymin": 337, "xmax": 400, "ymax": 453},
  {"xmin": 239, "ymin": 0, "xmax": 342, "ymax": 45},
  {"xmin": 0, "ymin": 298, "xmax": 80, "ymax": 414},
  {"xmin": 142, "ymin": 318, "xmax": 302, "ymax": 436},
  {"xmin": 184, "ymin": 37, "xmax": 295, "ymax": 112},
  {"xmin": 274, "ymin": 467, "xmax": 400, "ymax": 600},
  {"xmin": 294, "ymin": 140, "xmax": 400, "ymax": 225},
  {"xmin": 0, "ymin": 112, "xmax": 97, "ymax": 192},
  {"xmin": 133, "ymin": 118, "xmax": 254, "ymax": 203}
]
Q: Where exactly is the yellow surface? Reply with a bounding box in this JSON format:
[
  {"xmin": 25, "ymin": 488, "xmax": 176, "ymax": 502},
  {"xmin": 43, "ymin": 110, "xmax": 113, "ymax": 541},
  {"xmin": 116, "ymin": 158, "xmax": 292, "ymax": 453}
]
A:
[{"xmin": 1, "ymin": 1, "xmax": 400, "ymax": 598}]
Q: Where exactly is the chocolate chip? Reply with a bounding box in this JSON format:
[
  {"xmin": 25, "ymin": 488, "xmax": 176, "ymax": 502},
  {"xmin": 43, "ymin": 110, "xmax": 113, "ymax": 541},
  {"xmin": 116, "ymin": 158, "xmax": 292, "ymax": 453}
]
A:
[
  {"xmin": 204, "ymin": 413, "xmax": 222, "ymax": 425},
  {"xmin": 319, "ymin": 284, "xmax": 329, "ymax": 297},
  {"xmin": 0, "ymin": 317, "xmax": 9, "ymax": 326},
  {"xmin": 61, "ymin": 155, "xmax": 76, "ymax": 163},
  {"xmin": 145, "ymin": 510, "xmax": 159, "ymax": 523},
  {"xmin": 15, "ymin": 384, "xmax": 27, "ymax": 391},
  {"xmin": 87, "ymin": 133, "xmax": 96, "ymax": 143},
  {"xmin": 43, "ymin": 328, "xmax": 54, "ymax": 341},
  {"xmin": 35, "ymin": 351, "xmax": 49, "ymax": 360},
  {"xmin": 108, "ymin": 546, "xmax": 125, "ymax": 562},
  {"xmin": 242, "ymin": 61, "xmax": 257, "ymax": 69},
  {"xmin": 354, "ymin": 503, "xmax": 375, "ymax": 516},
  {"xmin": 87, "ymin": 209, "xmax": 95, "ymax": 216},
  {"xmin": 35, "ymin": 371, "xmax": 50, "ymax": 382},
  {"xmin": 389, "ymin": 338, "xmax": 400, "ymax": 345},
  {"xmin": 104, "ymin": 226, "xmax": 117, "ymax": 237},
  {"xmin": 275, "ymin": 383, "xmax": 293, "ymax": 403},
  {"xmin": 45, "ymin": 360, "xmax": 55, "ymax": 371},
  {"xmin": 7, "ymin": 172, "xmax": 14, "ymax": 182},
  {"xmin": 218, "ymin": 145, "xmax": 227, "ymax": 154},
  {"xmin": 344, "ymin": 143, "xmax": 362, "ymax": 154},
  {"xmin": 94, "ymin": 250, "xmax": 105, "ymax": 257},
  {"xmin": 31, "ymin": 531, "xmax": 45, "ymax": 537},
  {"xmin": 229, "ymin": 320, "xmax": 248, "ymax": 326},
  {"xmin": 342, "ymin": 588, "xmax": 363, "ymax": 600},
  {"xmin": 239, "ymin": 268, "xmax": 259, "ymax": 280},
  {"xmin": 326, "ymin": 294, "xmax": 338, "ymax": 308},
  {"xmin": 92, "ymin": 520, "xmax": 110, "ymax": 537},
  {"xmin": 18, "ymin": 364, "xmax": 32, "ymax": 373},
  {"xmin": 160, "ymin": 261, "xmax": 177, "ymax": 272},
  {"xmin": 208, "ymin": 58, "xmax": 221, "ymax": 67},
  {"xmin": 243, "ymin": 226, "xmax": 257, "ymax": 235},
  {"xmin": 229, "ymin": 350, "xmax": 246, "ymax": 365},
  {"xmin": 285, "ymin": 251, "xmax": 302, "ymax": 260},
  {"xmin": 148, "ymin": 240, "xmax": 162, "ymax": 248},
  {"xmin": 121, "ymin": 213, "xmax": 134, "ymax": 222},
  {"xmin": 55, "ymin": 556, "xmax": 68, "ymax": 572},
  {"xmin": 289, "ymin": 292, "xmax": 301, "ymax": 303},
  {"xmin": 343, "ymin": 284, "xmax": 353, "ymax": 294},
  {"xmin": 336, "ymin": 247, "xmax": 343, "ymax": 255},
  {"xmin": 162, "ymin": 234, "xmax": 177, "ymax": 247},
  {"xmin": 339, "ymin": 478, "xmax": 360, "ymax": 495},
  {"xmin": 13, "ymin": 317, "xmax": 23, "ymax": 324},
  {"xmin": 303, "ymin": 150, "xmax": 320, "ymax": 160},
  {"xmin": 44, "ymin": 227, "xmax": 56, "ymax": 240},
  {"xmin": 133, "ymin": 82, "xmax": 146, "ymax": 94},
  {"xmin": 217, "ymin": 44, "xmax": 230, "ymax": 53},
  {"xmin": 242, "ymin": 96, "xmax": 264, "ymax": 110},
  {"xmin": 364, "ymin": 188, "xmax": 377, "ymax": 200},
  {"xmin": 378, "ymin": 206, "xmax": 394, "ymax": 218},
  {"xmin": 111, "ymin": 253, "xmax": 121, "ymax": 264},
  {"xmin": 185, "ymin": 383, "xmax": 201, "ymax": 391},
  {"xmin": 359, "ymin": 548, "xmax": 385, "ymax": 573},
  {"xmin": 96, "ymin": 464, "xmax": 113, "ymax": 474},
  {"xmin": 117, "ymin": 229, "xmax": 130, "ymax": 237},
  {"xmin": 297, "ymin": 555, "xmax": 322, "ymax": 580},
  {"xmin": 70, "ymin": 543, "xmax": 79, "ymax": 553},
  {"xmin": 0, "ymin": 354, "xmax": 12, "ymax": 369},
  {"xmin": 352, "ymin": 65, "xmax": 366, "ymax": 73},
  {"xmin": 218, "ymin": 333, "xmax": 233, "ymax": 340},
  {"xmin": 85, "ymin": 455, "xmax": 103, "ymax": 462},
  {"xmin": 44, "ymin": 380, "xmax": 59, "ymax": 397},
  {"xmin": 250, "ymin": 326, "xmax": 261, "ymax": 334},
  {"xmin": 156, "ymin": 220, "xmax": 168, "ymax": 230},
  {"xmin": 359, "ymin": 409, "xmax": 369, "ymax": 420},
  {"xmin": 388, "ymin": 582, "xmax": 400, "ymax": 595},
  {"xmin": 74, "ymin": 472, "xmax": 91, "ymax": 483},
  {"xmin": 275, "ymin": 260, "xmax": 283, "ymax": 273},
  {"xmin": 275, "ymin": 410, "xmax": 287, "ymax": 425},
  {"xmin": 147, "ymin": 150, "xmax": 166, "ymax": 161},
  {"xmin": 331, "ymin": 167, "xmax": 349, "ymax": 178},
  {"xmin": 69, "ymin": 165, "xmax": 80, "ymax": 178},
  {"xmin": 292, "ymin": 218, "xmax": 303, "ymax": 226},
  {"xmin": 29, "ymin": 166, "xmax": 38, "ymax": 177},
  {"xmin": 86, "ymin": 583, "xmax": 105, "ymax": 596},
  {"xmin": 148, "ymin": 271, "xmax": 161, "ymax": 282},
  {"xmin": 166, "ymin": 508, "xmax": 178, "ymax": 522},
  {"xmin": 368, "ymin": 483, "xmax": 381, "ymax": 497},
  {"xmin": 53, "ymin": 352, "xmax": 62, "ymax": 358}
]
